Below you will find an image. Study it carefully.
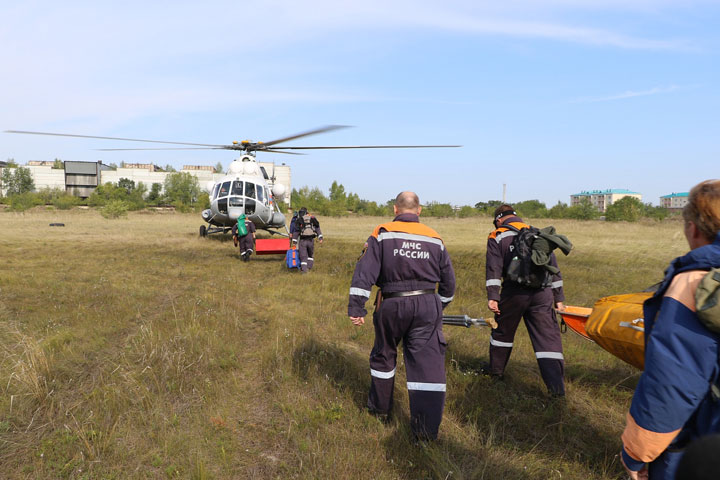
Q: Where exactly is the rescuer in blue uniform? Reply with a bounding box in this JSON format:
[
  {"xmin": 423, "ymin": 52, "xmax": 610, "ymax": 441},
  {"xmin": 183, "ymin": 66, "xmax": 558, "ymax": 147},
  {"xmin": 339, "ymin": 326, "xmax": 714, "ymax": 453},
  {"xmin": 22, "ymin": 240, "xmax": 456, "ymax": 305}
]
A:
[
  {"xmin": 621, "ymin": 180, "xmax": 720, "ymax": 480},
  {"xmin": 485, "ymin": 204, "xmax": 566, "ymax": 395},
  {"xmin": 291, "ymin": 207, "xmax": 323, "ymax": 273},
  {"xmin": 348, "ymin": 191, "xmax": 456, "ymax": 441},
  {"xmin": 232, "ymin": 215, "xmax": 256, "ymax": 261}
]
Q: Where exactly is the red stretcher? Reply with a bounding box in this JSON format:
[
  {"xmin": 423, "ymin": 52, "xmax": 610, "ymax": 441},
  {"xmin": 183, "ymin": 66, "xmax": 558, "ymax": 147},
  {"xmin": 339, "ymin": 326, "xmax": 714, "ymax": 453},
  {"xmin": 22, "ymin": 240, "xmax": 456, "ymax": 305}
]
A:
[{"xmin": 254, "ymin": 238, "xmax": 291, "ymax": 255}]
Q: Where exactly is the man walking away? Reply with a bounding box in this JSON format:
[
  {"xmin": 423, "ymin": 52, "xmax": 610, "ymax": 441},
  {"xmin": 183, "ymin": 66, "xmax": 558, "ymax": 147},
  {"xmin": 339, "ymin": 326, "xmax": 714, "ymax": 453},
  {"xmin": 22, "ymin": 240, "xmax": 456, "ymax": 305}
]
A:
[
  {"xmin": 292, "ymin": 207, "xmax": 323, "ymax": 273},
  {"xmin": 485, "ymin": 204, "xmax": 566, "ymax": 396},
  {"xmin": 348, "ymin": 191, "xmax": 455, "ymax": 441}
]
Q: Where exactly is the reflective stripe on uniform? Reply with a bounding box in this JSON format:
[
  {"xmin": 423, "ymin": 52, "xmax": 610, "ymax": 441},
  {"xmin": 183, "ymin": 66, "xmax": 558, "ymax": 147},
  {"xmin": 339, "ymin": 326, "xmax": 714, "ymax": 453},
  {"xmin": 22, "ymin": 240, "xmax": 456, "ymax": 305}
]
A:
[
  {"xmin": 551, "ymin": 280, "xmax": 563, "ymax": 288},
  {"xmin": 536, "ymin": 352, "xmax": 564, "ymax": 360},
  {"xmin": 350, "ymin": 287, "xmax": 372, "ymax": 298},
  {"xmin": 494, "ymin": 230, "xmax": 518, "ymax": 243},
  {"xmin": 486, "ymin": 279, "xmax": 502, "ymax": 287},
  {"xmin": 308, "ymin": 257, "xmax": 314, "ymax": 261},
  {"xmin": 376, "ymin": 231, "xmax": 444, "ymax": 250},
  {"xmin": 439, "ymin": 295, "xmax": 454, "ymax": 303},
  {"xmin": 407, "ymin": 382, "xmax": 446, "ymax": 392},
  {"xmin": 490, "ymin": 338, "xmax": 513, "ymax": 348},
  {"xmin": 301, "ymin": 262, "xmax": 307, "ymax": 265},
  {"xmin": 371, "ymin": 368, "xmax": 396, "ymax": 379}
]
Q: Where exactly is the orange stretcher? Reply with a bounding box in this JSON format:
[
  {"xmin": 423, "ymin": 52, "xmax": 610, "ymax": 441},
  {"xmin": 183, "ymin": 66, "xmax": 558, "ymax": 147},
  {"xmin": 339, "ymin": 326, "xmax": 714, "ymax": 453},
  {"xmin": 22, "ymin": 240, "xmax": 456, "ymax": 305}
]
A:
[{"xmin": 558, "ymin": 292, "xmax": 651, "ymax": 370}]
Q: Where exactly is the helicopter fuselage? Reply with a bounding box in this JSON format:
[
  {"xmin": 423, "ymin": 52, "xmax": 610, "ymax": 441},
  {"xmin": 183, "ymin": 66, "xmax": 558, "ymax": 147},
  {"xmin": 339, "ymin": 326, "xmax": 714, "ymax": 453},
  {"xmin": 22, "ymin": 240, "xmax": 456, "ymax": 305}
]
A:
[{"xmin": 201, "ymin": 155, "xmax": 287, "ymax": 235}]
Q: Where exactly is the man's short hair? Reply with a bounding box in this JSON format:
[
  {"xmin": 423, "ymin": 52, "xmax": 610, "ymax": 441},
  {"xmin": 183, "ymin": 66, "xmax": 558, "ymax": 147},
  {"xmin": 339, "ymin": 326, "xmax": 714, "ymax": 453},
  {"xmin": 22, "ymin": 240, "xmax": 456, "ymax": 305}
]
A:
[
  {"xmin": 395, "ymin": 191, "xmax": 420, "ymax": 212},
  {"xmin": 492, "ymin": 204, "xmax": 515, "ymax": 219},
  {"xmin": 492, "ymin": 204, "xmax": 516, "ymax": 227}
]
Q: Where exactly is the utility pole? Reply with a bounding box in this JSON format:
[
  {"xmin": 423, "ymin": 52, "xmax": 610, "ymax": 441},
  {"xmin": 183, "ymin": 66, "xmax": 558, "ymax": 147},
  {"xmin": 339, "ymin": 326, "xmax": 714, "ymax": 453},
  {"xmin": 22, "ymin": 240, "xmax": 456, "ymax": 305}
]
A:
[{"xmin": 502, "ymin": 183, "xmax": 507, "ymax": 203}]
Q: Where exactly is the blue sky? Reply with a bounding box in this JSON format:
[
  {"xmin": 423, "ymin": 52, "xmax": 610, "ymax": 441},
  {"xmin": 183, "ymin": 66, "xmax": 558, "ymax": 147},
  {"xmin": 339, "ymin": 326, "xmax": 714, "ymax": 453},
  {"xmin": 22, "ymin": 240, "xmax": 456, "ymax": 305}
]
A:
[{"xmin": 1, "ymin": 1, "xmax": 718, "ymax": 206}]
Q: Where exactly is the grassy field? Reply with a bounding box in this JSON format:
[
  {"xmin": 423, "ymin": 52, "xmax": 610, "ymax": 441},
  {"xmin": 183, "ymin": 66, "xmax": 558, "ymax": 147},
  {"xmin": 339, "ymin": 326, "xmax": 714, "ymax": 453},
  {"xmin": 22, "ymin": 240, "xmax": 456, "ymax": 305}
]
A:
[{"xmin": 0, "ymin": 209, "xmax": 689, "ymax": 479}]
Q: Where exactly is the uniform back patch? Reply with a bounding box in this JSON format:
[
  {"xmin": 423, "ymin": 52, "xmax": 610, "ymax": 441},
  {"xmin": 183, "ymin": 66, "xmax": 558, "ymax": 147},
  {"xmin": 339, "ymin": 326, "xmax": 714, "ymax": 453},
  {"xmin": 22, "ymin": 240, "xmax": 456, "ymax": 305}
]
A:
[{"xmin": 357, "ymin": 242, "xmax": 368, "ymax": 261}]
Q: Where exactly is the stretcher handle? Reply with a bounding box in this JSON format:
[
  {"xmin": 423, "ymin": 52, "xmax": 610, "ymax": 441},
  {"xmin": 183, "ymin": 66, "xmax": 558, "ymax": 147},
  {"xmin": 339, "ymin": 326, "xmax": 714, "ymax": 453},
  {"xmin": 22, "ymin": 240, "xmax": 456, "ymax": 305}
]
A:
[
  {"xmin": 442, "ymin": 315, "xmax": 490, "ymax": 328},
  {"xmin": 619, "ymin": 321, "xmax": 645, "ymax": 333}
]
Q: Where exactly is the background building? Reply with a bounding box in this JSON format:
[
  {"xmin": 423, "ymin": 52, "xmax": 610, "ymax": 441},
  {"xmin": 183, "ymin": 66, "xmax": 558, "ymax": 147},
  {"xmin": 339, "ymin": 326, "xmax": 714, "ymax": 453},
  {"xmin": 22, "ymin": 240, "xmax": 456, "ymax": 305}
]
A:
[
  {"xmin": 0, "ymin": 160, "xmax": 292, "ymax": 203},
  {"xmin": 570, "ymin": 189, "xmax": 642, "ymax": 213},
  {"xmin": 660, "ymin": 192, "xmax": 688, "ymax": 211}
]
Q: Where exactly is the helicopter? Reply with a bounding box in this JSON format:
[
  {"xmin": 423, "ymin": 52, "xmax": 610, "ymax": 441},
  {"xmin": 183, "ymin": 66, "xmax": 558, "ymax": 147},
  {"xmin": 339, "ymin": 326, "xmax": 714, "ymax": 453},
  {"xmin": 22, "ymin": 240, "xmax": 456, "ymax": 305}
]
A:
[{"xmin": 6, "ymin": 125, "xmax": 460, "ymax": 238}]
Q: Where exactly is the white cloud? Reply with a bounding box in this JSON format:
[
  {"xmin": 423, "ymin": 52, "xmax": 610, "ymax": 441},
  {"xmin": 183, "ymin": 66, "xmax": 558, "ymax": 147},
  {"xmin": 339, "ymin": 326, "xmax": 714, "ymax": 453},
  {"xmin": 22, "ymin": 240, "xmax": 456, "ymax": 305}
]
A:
[{"xmin": 570, "ymin": 85, "xmax": 697, "ymax": 103}]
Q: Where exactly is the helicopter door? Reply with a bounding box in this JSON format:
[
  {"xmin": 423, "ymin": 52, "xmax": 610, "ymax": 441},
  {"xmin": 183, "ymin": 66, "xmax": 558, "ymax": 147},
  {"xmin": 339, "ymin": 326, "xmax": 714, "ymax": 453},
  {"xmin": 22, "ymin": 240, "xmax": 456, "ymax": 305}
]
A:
[
  {"xmin": 216, "ymin": 181, "xmax": 231, "ymax": 214},
  {"xmin": 244, "ymin": 182, "xmax": 256, "ymax": 217},
  {"xmin": 256, "ymin": 185, "xmax": 271, "ymax": 223}
]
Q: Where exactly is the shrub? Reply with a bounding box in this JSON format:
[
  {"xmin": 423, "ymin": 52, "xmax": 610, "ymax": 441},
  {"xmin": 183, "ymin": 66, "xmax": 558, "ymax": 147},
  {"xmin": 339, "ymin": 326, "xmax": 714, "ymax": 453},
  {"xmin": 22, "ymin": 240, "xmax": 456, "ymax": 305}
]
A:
[
  {"xmin": 566, "ymin": 198, "xmax": 599, "ymax": 220},
  {"xmin": 458, "ymin": 205, "xmax": 480, "ymax": 218},
  {"xmin": 195, "ymin": 192, "xmax": 210, "ymax": 212},
  {"xmin": 53, "ymin": 194, "xmax": 80, "ymax": 210},
  {"xmin": 100, "ymin": 200, "xmax": 129, "ymax": 219},
  {"xmin": 8, "ymin": 192, "xmax": 42, "ymax": 212}
]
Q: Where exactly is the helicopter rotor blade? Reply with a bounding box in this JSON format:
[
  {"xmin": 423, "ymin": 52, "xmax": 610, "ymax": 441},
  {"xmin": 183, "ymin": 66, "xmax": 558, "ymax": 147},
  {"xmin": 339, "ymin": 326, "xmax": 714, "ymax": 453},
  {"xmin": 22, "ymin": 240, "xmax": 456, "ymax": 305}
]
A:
[
  {"xmin": 5, "ymin": 130, "xmax": 226, "ymax": 148},
  {"xmin": 259, "ymin": 125, "xmax": 351, "ymax": 147},
  {"xmin": 268, "ymin": 145, "xmax": 461, "ymax": 150},
  {"xmin": 259, "ymin": 149, "xmax": 305, "ymax": 155},
  {"xmin": 95, "ymin": 147, "xmax": 228, "ymax": 151}
]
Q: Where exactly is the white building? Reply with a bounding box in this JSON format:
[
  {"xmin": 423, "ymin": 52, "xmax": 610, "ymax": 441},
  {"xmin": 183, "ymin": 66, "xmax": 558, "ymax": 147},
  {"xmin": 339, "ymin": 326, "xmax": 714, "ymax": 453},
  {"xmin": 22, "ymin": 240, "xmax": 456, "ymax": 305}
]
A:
[
  {"xmin": 570, "ymin": 189, "xmax": 642, "ymax": 213},
  {"xmin": 0, "ymin": 160, "xmax": 292, "ymax": 203},
  {"xmin": 660, "ymin": 192, "xmax": 689, "ymax": 210}
]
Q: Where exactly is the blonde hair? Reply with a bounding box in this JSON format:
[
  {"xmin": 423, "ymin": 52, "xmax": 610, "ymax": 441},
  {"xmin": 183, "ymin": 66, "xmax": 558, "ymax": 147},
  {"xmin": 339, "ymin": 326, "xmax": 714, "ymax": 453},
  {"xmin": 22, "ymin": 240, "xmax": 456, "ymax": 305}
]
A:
[{"xmin": 683, "ymin": 180, "xmax": 720, "ymax": 242}]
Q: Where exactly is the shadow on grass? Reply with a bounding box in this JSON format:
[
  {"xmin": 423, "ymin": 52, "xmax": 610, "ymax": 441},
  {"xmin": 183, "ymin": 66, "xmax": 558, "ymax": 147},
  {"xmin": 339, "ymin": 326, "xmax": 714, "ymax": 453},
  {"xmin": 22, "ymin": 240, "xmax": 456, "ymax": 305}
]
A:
[
  {"xmin": 292, "ymin": 337, "xmax": 370, "ymax": 411},
  {"xmin": 380, "ymin": 424, "xmax": 530, "ymax": 479},
  {"xmin": 292, "ymin": 338, "xmax": 533, "ymax": 478},
  {"xmin": 447, "ymin": 347, "xmax": 624, "ymax": 479}
]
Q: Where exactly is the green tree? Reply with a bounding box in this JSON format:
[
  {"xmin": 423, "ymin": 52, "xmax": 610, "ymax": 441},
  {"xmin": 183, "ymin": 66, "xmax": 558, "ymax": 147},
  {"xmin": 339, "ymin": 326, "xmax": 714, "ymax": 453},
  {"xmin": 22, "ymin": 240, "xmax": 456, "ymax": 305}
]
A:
[
  {"xmin": 424, "ymin": 202, "xmax": 455, "ymax": 217},
  {"xmin": 52, "ymin": 158, "xmax": 64, "ymax": 169},
  {"xmin": 644, "ymin": 204, "xmax": 669, "ymax": 221},
  {"xmin": 605, "ymin": 196, "xmax": 644, "ymax": 222},
  {"xmin": 164, "ymin": 171, "xmax": 200, "ymax": 206},
  {"xmin": 566, "ymin": 198, "xmax": 599, "ymax": 220},
  {"xmin": 1, "ymin": 167, "xmax": 35, "ymax": 196},
  {"xmin": 547, "ymin": 201, "xmax": 569, "ymax": 219},
  {"xmin": 147, "ymin": 183, "xmax": 163, "ymax": 204},
  {"xmin": 514, "ymin": 199, "xmax": 548, "ymax": 218},
  {"xmin": 5, "ymin": 158, "xmax": 18, "ymax": 167},
  {"xmin": 474, "ymin": 200, "xmax": 503, "ymax": 216},
  {"xmin": 163, "ymin": 164, "xmax": 177, "ymax": 172},
  {"xmin": 458, "ymin": 205, "xmax": 479, "ymax": 218},
  {"xmin": 117, "ymin": 178, "xmax": 135, "ymax": 194},
  {"xmin": 214, "ymin": 162, "xmax": 224, "ymax": 173}
]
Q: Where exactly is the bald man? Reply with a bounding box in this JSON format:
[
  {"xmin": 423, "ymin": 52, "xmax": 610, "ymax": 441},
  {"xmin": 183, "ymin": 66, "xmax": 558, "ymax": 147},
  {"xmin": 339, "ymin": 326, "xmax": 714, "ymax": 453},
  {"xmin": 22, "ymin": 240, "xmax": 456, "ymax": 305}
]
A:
[{"xmin": 348, "ymin": 191, "xmax": 456, "ymax": 442}]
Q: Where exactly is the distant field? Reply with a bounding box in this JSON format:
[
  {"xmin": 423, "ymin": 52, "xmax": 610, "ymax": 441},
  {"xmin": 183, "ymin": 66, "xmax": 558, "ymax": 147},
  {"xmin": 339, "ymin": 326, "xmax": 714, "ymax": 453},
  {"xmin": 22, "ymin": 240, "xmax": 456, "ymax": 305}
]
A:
[{"xmin": 0, "ymin": 209, "xmax": 688, "ymax": 479}]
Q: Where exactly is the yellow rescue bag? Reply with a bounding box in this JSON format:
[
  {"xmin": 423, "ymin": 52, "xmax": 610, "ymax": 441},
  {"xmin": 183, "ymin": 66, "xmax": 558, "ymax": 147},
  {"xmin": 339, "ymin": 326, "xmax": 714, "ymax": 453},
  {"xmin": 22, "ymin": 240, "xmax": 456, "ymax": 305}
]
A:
[{"xmin": 585, "ymin": 292, "xmax": 652, "ymax": 370}]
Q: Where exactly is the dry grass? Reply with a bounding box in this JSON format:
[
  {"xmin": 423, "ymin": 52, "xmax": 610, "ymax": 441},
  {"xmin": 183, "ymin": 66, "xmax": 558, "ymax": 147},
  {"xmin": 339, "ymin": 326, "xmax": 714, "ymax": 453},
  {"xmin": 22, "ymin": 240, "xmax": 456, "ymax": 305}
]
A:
[{"xmin": 0, "ymin": 208, "xmax": 688, "ymax": 479}]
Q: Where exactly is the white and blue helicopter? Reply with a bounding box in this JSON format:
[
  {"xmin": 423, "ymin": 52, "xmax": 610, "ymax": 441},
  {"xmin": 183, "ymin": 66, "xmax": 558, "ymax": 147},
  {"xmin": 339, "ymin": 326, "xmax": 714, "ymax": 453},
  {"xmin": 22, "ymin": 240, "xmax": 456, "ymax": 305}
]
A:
[{"xmin": 6, "ymin": 125, "xmax": 460, "ymax": 237}]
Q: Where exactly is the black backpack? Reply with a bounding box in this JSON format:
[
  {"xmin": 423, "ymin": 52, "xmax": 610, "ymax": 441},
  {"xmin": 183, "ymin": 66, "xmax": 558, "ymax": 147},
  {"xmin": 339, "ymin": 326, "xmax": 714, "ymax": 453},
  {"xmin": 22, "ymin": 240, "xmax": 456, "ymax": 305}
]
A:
[{"xmin": 503, "ymin": 223, "xmax": 552, "ymax": 289}]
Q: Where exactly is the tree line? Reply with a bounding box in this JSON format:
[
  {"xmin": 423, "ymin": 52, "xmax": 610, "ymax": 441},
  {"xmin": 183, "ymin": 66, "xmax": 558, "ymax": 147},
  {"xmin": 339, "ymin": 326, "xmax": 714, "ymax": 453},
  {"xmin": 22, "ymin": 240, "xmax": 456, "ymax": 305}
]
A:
[
  {"xmin": 1, "ymin": 167, "xmax": 671, "ymax": 222},
  {"xmin": 292, "ymin": 181, "xmax": 671, "ymax": 222}
]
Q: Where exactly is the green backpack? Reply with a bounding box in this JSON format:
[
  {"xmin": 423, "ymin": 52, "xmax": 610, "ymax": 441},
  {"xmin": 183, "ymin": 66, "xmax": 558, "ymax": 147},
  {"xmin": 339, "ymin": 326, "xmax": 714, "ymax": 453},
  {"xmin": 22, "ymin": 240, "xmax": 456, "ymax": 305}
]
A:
[
  {"xmin": 237, "ymin": 215, "xmax": 248, "ymax": 236},
  {"xmin": 696, "ymin": 268, "xmax": 720, "ymax": 333}
]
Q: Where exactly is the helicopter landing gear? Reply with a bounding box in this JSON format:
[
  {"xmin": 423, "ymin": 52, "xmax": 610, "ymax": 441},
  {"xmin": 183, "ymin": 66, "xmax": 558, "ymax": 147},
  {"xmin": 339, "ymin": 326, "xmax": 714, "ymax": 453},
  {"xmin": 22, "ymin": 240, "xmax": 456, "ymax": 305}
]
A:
[{"xmin": 199, "ymin": 225, "xmax": 207, "ymax": 237}]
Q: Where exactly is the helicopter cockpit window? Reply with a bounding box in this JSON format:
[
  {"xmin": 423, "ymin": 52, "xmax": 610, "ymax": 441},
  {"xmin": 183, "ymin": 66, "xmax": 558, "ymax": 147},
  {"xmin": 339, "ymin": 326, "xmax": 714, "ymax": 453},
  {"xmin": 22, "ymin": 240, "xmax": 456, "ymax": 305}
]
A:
[
  {"xmin": 219, "ymin": 181, "xmax": 231, "ymax": 198},
  {"xmin": 229, "ymin": 197, "xmax": 243, "ymax": 207},
  {"xmin": 231, "ymin": 180, "xmax": 243, "ymax": 196},
  {"xmin": 257, "ymin": 185, "xmax": 264, "ymax": 204},
  {"xmin": 212, "ymin": 183, "xmax": 220, "ymax": 200},
  {"xmin": 245, "ymin": 182, "xmax": 256, "ymax": 199}
]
